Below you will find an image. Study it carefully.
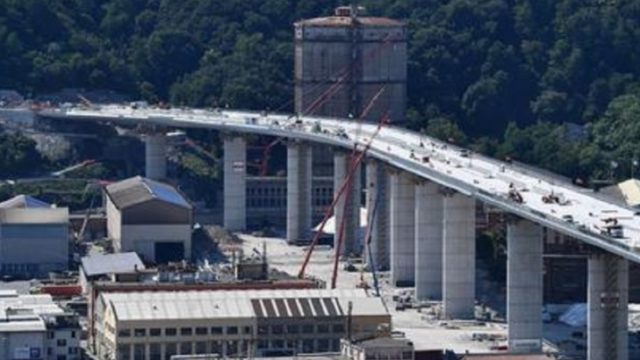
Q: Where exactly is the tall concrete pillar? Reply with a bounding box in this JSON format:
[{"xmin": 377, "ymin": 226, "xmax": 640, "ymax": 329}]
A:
[
  {"xmin": 442, "ymin": 192, "xmax": 476, "ymax": 319},
  {"xmin": 223, "ymin": 136, "xmax": 247, "ymax": 231},
  {"xmin": 287, "ymin": 142, "xmax": 312, "ymax": 244},
  {"xmin": 588, "ymin": 253, "xmax": 628, "ymax": 360},
  {"xmin": 390, "ymin": 171, "xmax": 415, "ymax": 287},
  {"xmin": 144, "ymin": 133, "xmax": 167, "ymax": 180},
  {"xmin": 414, "ymin": 181, "xmax": 443, "ymax": 301},
  {"xmin": 507, "ymin": 219, "xmax": 543, "ymax": 353},
  {"xmin": 333, "ymin": 151, "xmax": 361, "ymax": 257},
  {"xmin": 365, "ymin": 160, "xmax": 389, "ymax": 270}
]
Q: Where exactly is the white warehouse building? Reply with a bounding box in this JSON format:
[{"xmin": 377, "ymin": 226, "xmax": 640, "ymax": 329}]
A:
[
  {"xmin": 0, "ymin": 195, "xmax": 69, "ymax": 278},
  {"xmin": 105, "ymin": 176, "xmax": 192, "ymax": 263}
]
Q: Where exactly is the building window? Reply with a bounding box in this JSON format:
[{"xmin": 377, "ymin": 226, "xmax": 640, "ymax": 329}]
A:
[
  {"xmin": 226, "ymin": 341, "xmax": 239, "ymax": 356},
  {"xmin": 318, "ymin": 339, "xmax": 330, "ymax": 352},
  {"xmin": 117, "ymin": 344, "xmax": 131, "ymax": 360},
  {"xmin": 257, "ymin": 325, "xmax": 268, "ymax": 335},
  {"xmin": 243, "ymin": 326, "xmax": 252, "ymax": 334},
  {"xmin": 47, "ymin": 331, "xmax": 54, "ymax": 339},
  {"xmin": 226, "ymin": 326, "xmax": 238, "ymax": 335},
  {"xmin": 118, "ymin": 329, "xmax": 131, "ymax": 337},
  {"xmin": 302, "ymin": 324, "xmax": 314, "ymax": 334},
  {"xmin": 286, "ymin": 324, "xmax": 299, "ymax": 334},
  {"xmin": 165, "ymin": 328, "xmax": 177, "ymax": 336},
  {"xmin": 211, "ymin": 341, "xmax": 222, "ymax": 355},
  {"xmin": 134, "ymin": 328, "xmax": 146, "ymax": 337},
  {"xmin": 271, "ymin": 325, "xmax": 284, "ymax": 335},
  {"xmin": 150, "ymin": 328, "xmax": 161, "ymax": 337},
  {"xmin": 257, "ymin": 340, "xmax": 268, "ymax": 350},
  {"xmin": 180, "ymin": 327, "xmax": 192, "ymax": 336},
  {"xmin": 133, "ymin": 344, "xmax": 145, "ymax": 360},
  {"xmin": 302, "ymin": 339, "xmax": 314, "ymax": 353},
  {"xmin": 332, "ymin": 323, "xmax": 345, "ymax": 333},
  {"xmin": 70, "ymin": 331, "xmax": 76, "ymax": 338},
  {"xmin": 47, "ymin": 348, "xmax": 52, "ymax": 356},
  {"xmin": 180, "ymin": 342, "xmax": 192, "ymax": 355},
  {"xmin": 272, "ymin": 340, "xmax": 284, "ymax": 349},
  {"xmin": 149, "ymin": 344, "xmax": 161, "ymax": 360},
  {"xmin": 68, "ymin": 347, "xmax": 78, "ymax": 354},
  {"xmin": 210, "ymin": 326, "xmax": 223, "ymax": 335},
  {"xmin": 57, "ymin": 356, "xmax": 66, "ymax": 360},
  {"xmin": 331, "ymin": 339, "xmax": 340, "ymax": 351},
  {"xmin": 195, "ymin": 341, "xmax": 207, "ymax": 354},
  {"xmin": 317, "ymin": 324, "xmax": 329, "ymax": 333},
  {"xmin": 195, "ymin": 327, "xmax": 208, "ymax": 335},
  {"xmin": 402, "ymin": 351, "xmax": 413, "ymax": 359},
  {"xmin": 57, "ymin": 339, "xmax": 66, "ymax": 347},
  {"xmin": 165, "ymin": 343, "xmax": 177, "ymax": 358}
]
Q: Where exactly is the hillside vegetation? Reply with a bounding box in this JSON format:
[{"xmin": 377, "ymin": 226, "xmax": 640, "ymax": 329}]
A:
[{"xmin": 1, "ymin": 0, "xmax": 640, "ymax": 182}]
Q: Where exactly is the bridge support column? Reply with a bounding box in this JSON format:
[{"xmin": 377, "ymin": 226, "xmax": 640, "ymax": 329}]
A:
[
  {"xmin": 144, "ymin": 133, "xmax": 167, "ymax": 180},
  {"xmin": 389, "ymin": 171, "xmax": 415, "ymax": 287},
  {"xmin": 507, "ymin": 219, "xmax": 543, "ymax": 353},
  {"xmin": 588, "ymin": 253, "xmax": 628, "ymax": 360},
  {"xmin": 287, "ymin": 141, "xmax": 312, "ymax": 244},
  {"xmin": 223, "ymin": 136, "xmax": 247, "ymax": 231},
  {"xmin": 442, "ymin": 191, "xmax": 475, "ymax": 319},
  {"xmin": 414, "ymin": 181, "xmax": 443, "ymax": 301},
  {"xmin": 333, "ymin": 151, "xmax": 361, "ymax": 257},
  {"xmin": 365, "ymin": 160, "xmax": 389, "ymax": 270}
]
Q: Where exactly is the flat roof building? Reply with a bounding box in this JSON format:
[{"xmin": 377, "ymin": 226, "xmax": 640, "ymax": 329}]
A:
[
  {"xmin": 94, "ymin": 289, "xmax": 390, "ymax": 360},
  {"xmin": 0, "ymin": 195, "xmax": 69, "ymax": 278},
  {"xmin": 79, "ymin": 252, "xmax": 145, "ymax": 294},
  {"xmin": 105, "ymin": 176, "xmax": 193, "ymax": 263}
]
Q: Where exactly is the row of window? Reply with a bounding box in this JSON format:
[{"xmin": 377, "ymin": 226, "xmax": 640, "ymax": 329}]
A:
[
  {"xmin": 256, "ymin": 323, "xmax": 344, "ymax": 335},
  {"xmin": 117, "ymin": 340, "xmax": 248, "ymax": 360},
  {"xmin": 118, "ymin": 326, "xmax": 251, "ymax": 338},
  {"xmin": 256, "ymin": 338, "xmax": 341, "ymax": 353},
  {"xmin": 47, "ymin": 346, "xmax": 79, "ymax": 355}
]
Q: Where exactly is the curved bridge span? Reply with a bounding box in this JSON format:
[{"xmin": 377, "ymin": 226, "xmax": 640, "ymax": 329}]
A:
[{"xmin": 42, "ymin": 105, "xmax": 640, "ymax": 263}]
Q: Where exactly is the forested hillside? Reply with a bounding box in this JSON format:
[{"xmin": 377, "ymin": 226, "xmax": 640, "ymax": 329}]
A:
[{"xmin": 2, "ymin": 0, "xmax": 640, "ymax": 182}]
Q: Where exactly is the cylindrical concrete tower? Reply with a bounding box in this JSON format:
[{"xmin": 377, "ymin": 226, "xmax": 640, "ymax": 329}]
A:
[{"xmin": 294, "ymin": 6, "xmax": 407, "ymax": 124}]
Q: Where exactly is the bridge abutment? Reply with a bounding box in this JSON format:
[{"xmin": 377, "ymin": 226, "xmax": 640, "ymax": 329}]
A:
[
  {"xmin": 414, "ymin": 181, "xmax": 443, "ymax": 301},
  {"xmin": 223, "ymin": 136, "xmax": 247, "ymax": 231},
  {"xmin": 286, "ymin": 141, "xmax": 313, "ymax": 244},
  {"xmin": 507, "ymin": 219, "xmax": 543, "ymax": 353}
]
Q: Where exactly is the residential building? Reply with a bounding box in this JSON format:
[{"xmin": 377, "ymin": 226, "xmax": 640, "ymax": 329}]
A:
[
  {"xmin": 0, "ymin": 195, "xmax": 69, "ymax": 278},
  {"xmin": 105, "ymin": 176, "xmax": 193, "ymax": 263}
]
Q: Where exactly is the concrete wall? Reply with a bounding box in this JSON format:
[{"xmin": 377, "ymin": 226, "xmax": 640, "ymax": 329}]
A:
[{"xmin": 389, "ymin": 172, "xmax": 415, "ymax": 286}]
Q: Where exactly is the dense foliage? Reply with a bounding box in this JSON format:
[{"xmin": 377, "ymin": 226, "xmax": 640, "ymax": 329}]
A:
[
  {"xmin": 0, "ymin": 132, "xmax": 43, "ymax": 176},
  {"xmin": 2, "ymin": 0, "xmax": 640, "ymax": 181}
]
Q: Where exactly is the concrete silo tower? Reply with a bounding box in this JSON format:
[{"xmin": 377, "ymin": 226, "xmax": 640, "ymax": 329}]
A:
[{"xmin": 294, "ymin": 6, "xmax": 407, "ymax": 124}]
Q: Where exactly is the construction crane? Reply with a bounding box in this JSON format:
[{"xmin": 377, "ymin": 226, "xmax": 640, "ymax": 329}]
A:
[
  {"xmin": 298, "ymin": 113, "xmax": 389, "ymax": 280},
  {"xmin": 75, "ymin": 180, "xmax": 110, "ymax": 243}
]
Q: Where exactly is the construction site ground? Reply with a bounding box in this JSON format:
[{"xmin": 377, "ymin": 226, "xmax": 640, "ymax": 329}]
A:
[{"xmin": 238, "ymin": 233, "xmax": 640, "ymax": 359}]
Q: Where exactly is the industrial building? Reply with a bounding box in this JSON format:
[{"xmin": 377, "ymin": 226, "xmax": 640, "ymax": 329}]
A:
[
  {"xmin": 340, "ymin": 335, "xmax": 414, "ymax": 360},
  {"xmin": 93, "ymin": 289, "xmax": 389, "ymax": 360},
  {"xmin": 105, "ymin": 176, "xmax": 193, "ymax": 263},
  {"xmin": 79, "ymin": 252, "xmax": 145, "ymax": 294},
  {"xmin": 0, "ymin": 195, "xmax": 69, "ymax": 278},
  {"xmin": 0, "ymin": 290, "xmax": 81, "ymax": 360}
]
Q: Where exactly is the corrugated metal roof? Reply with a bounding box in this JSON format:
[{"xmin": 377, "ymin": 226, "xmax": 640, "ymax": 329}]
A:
[
  {"xmin": 103, "ymin": 288, "xmax": 385, "ymax": 322},
  {"xmin": 0, "ymin": 195, "xmax": 49, "ymax": 209},
  {"xmin": 81, "ymin": 252, "xmax": 145, "ymax": 276},
  {"xmin": 618, "ymin": 178, "xmax": 640, "ymax": 207},
  {"xmin": 105, "ymin": 176, "xmax": 191, "ymax": 210},
  {"xmin": 296, "ymin": 16, "xmax": 404, "ymax": 27}
]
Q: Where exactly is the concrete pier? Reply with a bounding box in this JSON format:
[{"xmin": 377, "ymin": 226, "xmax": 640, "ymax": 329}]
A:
[
  {"xmin": 223, "ymin": 136, "xmax": 247, "ymax": 231},
  {"xmin": 287, "ymin": 142, "xmax": 313, "ymax": 244},
  {"xmin": 389, "ymin": 171, "xmax": 415, "ymax": 287},
  {"xmin": 588, "ymin": 253, "xmax": 628, "ymax": 360},
  {"xmin": 507, "ymin": 219, "xmax": 543, "ymax": 353},
  {"xmin": 365, "ymin": 160, "xmax": 389, "ymax": 270},
  {"xmin": 144, "ymin": 133, "xmax": 167, "ymax": 180},
  {"xmin": 333, "ymin": 151, "xmax": 361, "ymax": 257},
  {"xmin": 442, "ymin": 192, "xmax": 476, "ymax": 319},
  {"xmin": 414, "ymin": 181, "xmax": 443, "ymax": 301}
]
